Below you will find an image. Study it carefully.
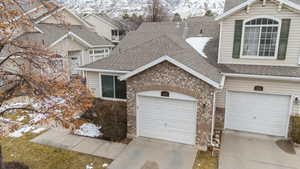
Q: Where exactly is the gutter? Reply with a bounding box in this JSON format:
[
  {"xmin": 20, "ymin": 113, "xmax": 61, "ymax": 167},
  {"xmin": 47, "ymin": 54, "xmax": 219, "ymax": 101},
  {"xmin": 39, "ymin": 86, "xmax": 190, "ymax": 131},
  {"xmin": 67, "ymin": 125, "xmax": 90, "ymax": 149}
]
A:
[
  {"xmin": 222, "ymin": 73, "xmax": 300, "ymax": 82},
  {"xmin": 76, "ymin": 68, "xmax": 130, "ymax": 74}
]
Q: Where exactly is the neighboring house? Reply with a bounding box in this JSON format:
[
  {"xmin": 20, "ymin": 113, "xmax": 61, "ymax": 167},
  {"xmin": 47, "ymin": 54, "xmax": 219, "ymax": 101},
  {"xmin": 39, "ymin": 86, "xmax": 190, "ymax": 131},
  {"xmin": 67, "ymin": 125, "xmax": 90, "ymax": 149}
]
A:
[
  {"xmin": 79, "ymin": 0, "xmax": 300, "ymax": 150},
  {"xmin": 83, "ymin": 14, "xmax": 127, "ymax": 44},
  {"xmin": 17, "ymin": 23, "xmax": 114, "ymax": 75},
  {"xmin": 2, "ymin": 1, "xmax": 114, "ymax": 77}
]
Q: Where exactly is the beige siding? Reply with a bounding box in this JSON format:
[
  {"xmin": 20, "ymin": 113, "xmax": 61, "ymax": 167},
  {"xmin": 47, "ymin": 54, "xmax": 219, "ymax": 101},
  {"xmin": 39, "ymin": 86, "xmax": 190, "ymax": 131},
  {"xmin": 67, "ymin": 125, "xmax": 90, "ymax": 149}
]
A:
[
  {"xmin": 86, "ymin": 72, "xmax": 100, "ymax": 97},
  {"xmin": 216, "ymin": 77, "xmax": 300, "ymax": 115},
  {"xmin": 42, "ymin": 9, "xmax": 82, "ymax": 25},
  {"xmin": 50, "ymin": 37, "xmax": 89, "ymax": 75},
  {"xmin": 84, "ymin": 15, "xmax": 115, "ymax": 41},
  {"xmin": 219, "ymin": 1, "xmax": 300, "ymax": 66}
]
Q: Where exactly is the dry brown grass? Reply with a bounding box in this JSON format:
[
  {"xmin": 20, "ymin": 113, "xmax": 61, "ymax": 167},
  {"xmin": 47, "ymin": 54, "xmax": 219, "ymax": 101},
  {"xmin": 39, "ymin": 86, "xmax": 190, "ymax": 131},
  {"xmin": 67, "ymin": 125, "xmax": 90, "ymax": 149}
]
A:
[
  {"xmin": 0, "ymin": 133, "xmax": 112, "ymax": 169},
  {"xmin": 193, "ymin": 151, "xmax": 218, "ymax": 169}
]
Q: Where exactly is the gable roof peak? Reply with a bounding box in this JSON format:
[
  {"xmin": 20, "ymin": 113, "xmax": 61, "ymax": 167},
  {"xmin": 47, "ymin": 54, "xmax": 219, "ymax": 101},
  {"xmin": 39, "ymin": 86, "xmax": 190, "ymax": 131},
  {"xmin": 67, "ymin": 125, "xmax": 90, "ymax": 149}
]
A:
[{"xmin": 217, "ymin": 0, "xmax": 300, "ymax": 20}]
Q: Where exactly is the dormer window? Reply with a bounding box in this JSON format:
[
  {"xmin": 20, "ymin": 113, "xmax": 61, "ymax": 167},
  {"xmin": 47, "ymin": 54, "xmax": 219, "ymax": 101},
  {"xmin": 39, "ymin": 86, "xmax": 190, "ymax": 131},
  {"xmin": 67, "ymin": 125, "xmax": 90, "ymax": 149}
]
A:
[{"xmin": 241, "ymin": 18, "xmax": 280, "ymax": 58}]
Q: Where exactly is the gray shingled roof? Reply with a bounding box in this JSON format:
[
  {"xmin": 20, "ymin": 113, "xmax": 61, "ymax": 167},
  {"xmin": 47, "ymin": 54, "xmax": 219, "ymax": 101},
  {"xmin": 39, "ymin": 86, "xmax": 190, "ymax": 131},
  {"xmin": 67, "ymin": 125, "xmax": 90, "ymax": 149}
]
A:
[
  {"xmin": 17, "ymin": 23, "xmax": 113, "ymax": 47},
  {"xmin": 82, "ymin": 17, "xmax": 224, "ymax": 84},
  {"xmin": 220, "ymin": 64, "xmax": 300, "ymax": 77},
  {"xmin": 224, "ymin": 0, "xmax": 300, "ymax": 12},
  {"xmin": 83, "ymin": 15, "xmax": 300, "ymax": 81}
]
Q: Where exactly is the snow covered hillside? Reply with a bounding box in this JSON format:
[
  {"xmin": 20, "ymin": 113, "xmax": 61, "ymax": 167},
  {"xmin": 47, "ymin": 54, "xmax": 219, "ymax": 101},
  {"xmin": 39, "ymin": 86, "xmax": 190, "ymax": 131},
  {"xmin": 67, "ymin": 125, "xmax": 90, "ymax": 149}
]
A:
[{"xmin": 57, "ymin": 0, "xmax": 224, "ymax": 18}]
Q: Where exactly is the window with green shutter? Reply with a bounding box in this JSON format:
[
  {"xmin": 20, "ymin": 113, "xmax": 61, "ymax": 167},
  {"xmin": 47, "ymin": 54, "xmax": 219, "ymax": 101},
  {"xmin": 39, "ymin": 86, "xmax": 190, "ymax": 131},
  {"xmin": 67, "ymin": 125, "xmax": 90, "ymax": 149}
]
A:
[
  {"xmin": 277, "ymin": 19, "xmax": 291, "ymax": 60},
  {"xmin": 232, "ymin": 20, "xmax": 243, "ymax": 58}
]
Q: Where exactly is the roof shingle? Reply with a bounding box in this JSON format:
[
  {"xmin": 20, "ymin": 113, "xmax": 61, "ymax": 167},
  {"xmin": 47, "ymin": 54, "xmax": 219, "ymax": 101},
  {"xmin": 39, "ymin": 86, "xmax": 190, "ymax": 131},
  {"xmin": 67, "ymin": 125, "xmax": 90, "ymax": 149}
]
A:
[
  {"xmin": 82, "ymin": 15, "xmax": 300, "ymax": 85},
  {"xmin": 18, "ymin": 23, "xmax": 113, "ymax": 47}
]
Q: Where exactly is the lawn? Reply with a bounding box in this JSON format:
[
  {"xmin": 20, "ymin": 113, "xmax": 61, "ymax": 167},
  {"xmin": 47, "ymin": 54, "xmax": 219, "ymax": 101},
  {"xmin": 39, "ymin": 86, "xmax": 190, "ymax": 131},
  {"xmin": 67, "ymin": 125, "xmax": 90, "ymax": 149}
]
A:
[
  {"xmin": 0, "ymin": 133, "xmax": 112, "ymax": 169},
  {"xmin": 193, "ymin": 151, "xmax": 218, "ymax": 169}
]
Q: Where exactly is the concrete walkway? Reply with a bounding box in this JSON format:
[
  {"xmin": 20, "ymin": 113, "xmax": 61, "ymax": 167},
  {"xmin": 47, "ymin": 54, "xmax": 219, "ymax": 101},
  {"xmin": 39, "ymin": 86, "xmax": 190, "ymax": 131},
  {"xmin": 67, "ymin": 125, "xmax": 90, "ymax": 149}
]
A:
[
  {"xmin": 108, "ymin": 137, "xmax": 197, "ymax": 169},
  {"xmin": 219, "ymin": 130, "xmax": 300, "ymax": 169},
  {"xmin": 30, "ymin": 128, "xmax": 127, "ymax": 159}
]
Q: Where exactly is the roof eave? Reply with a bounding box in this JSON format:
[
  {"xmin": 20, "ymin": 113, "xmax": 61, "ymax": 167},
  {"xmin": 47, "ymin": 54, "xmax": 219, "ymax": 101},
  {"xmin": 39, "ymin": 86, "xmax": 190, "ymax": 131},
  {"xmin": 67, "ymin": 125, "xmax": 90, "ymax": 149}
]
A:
[
  {"xmin": 119, "ymin": 55, "xmax": 224, "ymax": 89},
  {"xmin": 216, "ymin": 0, "xmax": 300, "ymax": 21},
  {"xmin": 222, "ymin": 72, "xmax": 300, "ymax": 82}
]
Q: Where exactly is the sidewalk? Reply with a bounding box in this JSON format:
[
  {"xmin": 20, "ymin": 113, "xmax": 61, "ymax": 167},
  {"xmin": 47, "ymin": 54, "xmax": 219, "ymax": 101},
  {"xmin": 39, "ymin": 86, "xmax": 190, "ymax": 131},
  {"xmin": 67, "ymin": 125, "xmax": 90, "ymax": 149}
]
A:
[{"xmin": 30, "ymin": 128, "xmax": 127, "ymax": 159}]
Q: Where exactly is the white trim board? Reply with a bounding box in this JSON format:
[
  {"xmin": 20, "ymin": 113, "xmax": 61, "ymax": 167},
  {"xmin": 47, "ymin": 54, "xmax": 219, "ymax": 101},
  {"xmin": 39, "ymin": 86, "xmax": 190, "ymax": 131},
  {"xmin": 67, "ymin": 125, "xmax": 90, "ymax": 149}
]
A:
[
  {"xmin": 77, "ymin": 67, "xmax": 129, "ymax": 74},
  {"xmin": 48, "ymin": 32, "xmax": 114, "ymax": 49},
  {"xmin": 35, "ymin": 7, "xmax": 93, "ymax": 28},
  {"xmin": 119, "ymin": 55, "xmax": 224, "ymax": 89},
  {"xmin": 223, "ymin": 73, "xmax": 300, "ymax": 82},
  {"xmin": 216, "ymin": 0, "xmax": 300, "ymax": 20}
]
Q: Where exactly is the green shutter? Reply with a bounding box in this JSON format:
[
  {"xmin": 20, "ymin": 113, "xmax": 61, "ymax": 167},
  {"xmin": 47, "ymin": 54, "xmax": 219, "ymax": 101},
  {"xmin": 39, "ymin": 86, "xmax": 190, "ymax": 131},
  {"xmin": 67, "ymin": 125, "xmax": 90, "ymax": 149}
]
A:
[
  {"xmin": 232, "ymin": 20, "xmax": 243, "ymax": 58},
  {"xmin": 277, "ymin": 19, "xmax": 291, "ymax": 60}
]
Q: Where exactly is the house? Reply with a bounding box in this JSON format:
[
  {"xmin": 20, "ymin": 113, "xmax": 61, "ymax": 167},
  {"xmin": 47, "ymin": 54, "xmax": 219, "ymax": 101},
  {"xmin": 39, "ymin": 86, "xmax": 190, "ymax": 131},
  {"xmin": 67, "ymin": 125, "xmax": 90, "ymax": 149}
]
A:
[
  {"xmin": 79, "ymin": 0, "xmax": 300, "ymax": 150},
  {"xmin": 83, "ymin": 14, "xmax": 127, "ymax": 44},
  {"xmin": 1, "ymin": 1, "xmax": 114, "ymax": 77}
]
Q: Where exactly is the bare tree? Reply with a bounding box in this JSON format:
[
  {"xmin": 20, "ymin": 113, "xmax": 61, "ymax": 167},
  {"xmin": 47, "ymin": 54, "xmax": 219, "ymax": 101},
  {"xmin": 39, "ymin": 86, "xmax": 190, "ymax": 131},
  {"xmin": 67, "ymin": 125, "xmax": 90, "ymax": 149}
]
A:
[
  {"xmin": 147, "ymin": 0, "xmax": 169, "ymax": 22},
  {"xmin": 0, "ymin": 0, "xmax": 93, "ymax": 129},
  {"xmin": 0, "ymin": 145, "xmax": 2, "ymax": 169},
  {"xmin": 0, "ymin": 2, "xmax": 95, "ymax": 168}
]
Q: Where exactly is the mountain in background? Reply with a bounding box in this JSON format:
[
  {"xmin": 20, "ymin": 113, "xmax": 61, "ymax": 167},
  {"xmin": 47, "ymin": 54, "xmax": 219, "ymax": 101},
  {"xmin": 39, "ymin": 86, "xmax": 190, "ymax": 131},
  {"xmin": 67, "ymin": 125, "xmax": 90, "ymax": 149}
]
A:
[{"xmin": 57, "ymin": 0, "xmax": 224, "ymax": 18}]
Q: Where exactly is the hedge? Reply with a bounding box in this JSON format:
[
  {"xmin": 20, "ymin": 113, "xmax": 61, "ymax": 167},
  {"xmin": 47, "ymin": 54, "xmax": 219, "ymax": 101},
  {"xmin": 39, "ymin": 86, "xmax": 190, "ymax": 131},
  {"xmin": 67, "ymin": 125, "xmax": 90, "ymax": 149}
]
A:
[{"xmin": 82, "ymin": 98, "xmax": 127, "ymax": 142}]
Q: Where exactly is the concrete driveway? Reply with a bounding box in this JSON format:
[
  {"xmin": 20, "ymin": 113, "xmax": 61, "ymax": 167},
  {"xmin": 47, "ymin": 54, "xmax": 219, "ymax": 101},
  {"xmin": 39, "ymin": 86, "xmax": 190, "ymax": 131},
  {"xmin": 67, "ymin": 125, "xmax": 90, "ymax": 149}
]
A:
[
  {"xmin": 219, "ymin": 130, "xmax": 300, "ymax": 169},
  {"xmin": 108, "ymin": 137, "xmax": 197, "ymax": 169}
]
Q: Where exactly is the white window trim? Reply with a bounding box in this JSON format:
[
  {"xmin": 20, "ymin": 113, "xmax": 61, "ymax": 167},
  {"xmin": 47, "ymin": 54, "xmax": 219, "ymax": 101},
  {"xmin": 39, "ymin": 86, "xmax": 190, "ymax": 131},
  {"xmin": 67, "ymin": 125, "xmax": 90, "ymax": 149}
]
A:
[
  {"xmin": 240, "ymin": 16, "xmax": 281, "ymax": 59},
  {"xmin": 89, "ymin": 48, "xmax": 110, "ymax": 62},
  {"xmin": 99, "ymin": 74, "xmax": 127, "ymax": 101}
]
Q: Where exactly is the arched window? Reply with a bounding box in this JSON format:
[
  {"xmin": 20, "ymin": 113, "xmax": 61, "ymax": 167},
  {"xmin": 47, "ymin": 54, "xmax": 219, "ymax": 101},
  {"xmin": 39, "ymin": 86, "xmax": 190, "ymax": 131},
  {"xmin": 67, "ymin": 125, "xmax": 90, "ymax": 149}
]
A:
[{"xmin": 242, "ymin": 18, "xmax": 280, "ymax": 57}]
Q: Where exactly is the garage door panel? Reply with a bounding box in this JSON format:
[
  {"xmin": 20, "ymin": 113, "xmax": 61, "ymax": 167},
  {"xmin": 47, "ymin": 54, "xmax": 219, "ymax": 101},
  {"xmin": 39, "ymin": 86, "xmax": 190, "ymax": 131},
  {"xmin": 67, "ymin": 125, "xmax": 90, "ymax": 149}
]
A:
[
  {"xmin": 226, "ymin": 92, "xmax": 290, "ymax": 136},
  {"xmin": 138, "ymin": 96, "xmax": 196, "ymax": 145}
]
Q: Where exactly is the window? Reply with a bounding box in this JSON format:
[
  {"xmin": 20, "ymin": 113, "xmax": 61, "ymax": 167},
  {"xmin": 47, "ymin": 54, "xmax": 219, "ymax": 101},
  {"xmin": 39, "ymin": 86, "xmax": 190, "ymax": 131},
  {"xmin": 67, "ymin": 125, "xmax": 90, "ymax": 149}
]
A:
[
  {"xmin": 48, "ymin": 54, "xmax": 64, "ymax": 73},
  {"xmin": 101, "ymin": 75, "xmax": 126, "ymax": 99},
  {"xmin": 112, "ymin": 30, "xmax": 119, "ymax": 41},
  {"xmin": 89, "ymin": 48, "xmax": 110, "ymax": 62},
  {"xmin": 242, "ymin": 18, "xmax": 280, "ymax": 57},
  {"xmin": 112, "ymin": 30, "xmax": 119, "ymax": 36}
]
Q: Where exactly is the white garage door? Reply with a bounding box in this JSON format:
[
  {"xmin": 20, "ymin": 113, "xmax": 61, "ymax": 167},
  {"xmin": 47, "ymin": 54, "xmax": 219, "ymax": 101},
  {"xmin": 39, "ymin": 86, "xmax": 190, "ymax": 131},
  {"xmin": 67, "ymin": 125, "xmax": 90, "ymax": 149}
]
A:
[
  {"xmin": 226, "ymin": 92, "xmax": 290, "ymax": 136},
  {"xmin": 138, "ymin": 96, "xmax": 197, "ymax": 145}
]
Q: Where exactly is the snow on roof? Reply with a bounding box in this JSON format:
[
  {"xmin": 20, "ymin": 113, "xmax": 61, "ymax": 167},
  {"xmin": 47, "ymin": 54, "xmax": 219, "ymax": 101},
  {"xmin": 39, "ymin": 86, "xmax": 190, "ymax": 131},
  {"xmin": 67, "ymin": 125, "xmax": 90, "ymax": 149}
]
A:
[{"xmin": 185, "ymin": 37, "xmax": 212, "ymax": 58}]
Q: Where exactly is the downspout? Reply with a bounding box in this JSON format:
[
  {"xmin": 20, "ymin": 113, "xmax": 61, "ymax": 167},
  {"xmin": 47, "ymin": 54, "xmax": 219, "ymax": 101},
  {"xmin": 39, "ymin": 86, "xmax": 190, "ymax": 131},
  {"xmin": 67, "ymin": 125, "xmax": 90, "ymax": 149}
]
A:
[
  {"xmin": 210, "ymin": 75, "xmax": 225, "ymax": 145},
  {"xmin": 210, "ymin": 90, "xmax": 217, "ymax": 145}
]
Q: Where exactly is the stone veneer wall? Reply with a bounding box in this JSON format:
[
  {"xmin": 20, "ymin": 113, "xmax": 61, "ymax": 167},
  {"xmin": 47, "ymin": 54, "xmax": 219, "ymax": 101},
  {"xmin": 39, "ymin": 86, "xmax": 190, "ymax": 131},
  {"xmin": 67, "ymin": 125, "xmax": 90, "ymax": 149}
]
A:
[
  {"xmin": 215, "ymin": 108, "xmax": 225, "ymax": 129},
  {"xmin": 126, "ymin": 61, "xmax": 216, "ymax": 150}
]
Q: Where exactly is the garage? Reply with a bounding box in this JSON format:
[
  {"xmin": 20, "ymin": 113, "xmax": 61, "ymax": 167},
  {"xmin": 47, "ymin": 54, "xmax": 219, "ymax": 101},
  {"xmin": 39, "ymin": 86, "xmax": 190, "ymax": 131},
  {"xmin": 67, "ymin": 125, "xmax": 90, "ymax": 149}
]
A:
[
  {"xmin": 137, "ymin": 91, "xmax": 197, "ymax": 145},
  {"xmin": 225, "ymin": 91, "xmax": 291, "ymax": 136}
]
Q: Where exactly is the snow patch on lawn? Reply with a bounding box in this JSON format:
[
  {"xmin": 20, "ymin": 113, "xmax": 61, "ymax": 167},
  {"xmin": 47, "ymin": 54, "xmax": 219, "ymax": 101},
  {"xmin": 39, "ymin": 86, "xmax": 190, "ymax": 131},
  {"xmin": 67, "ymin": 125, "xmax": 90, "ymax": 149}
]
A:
[
  {"xmin": 0, "ymin": 117, "xmax": 11, "ymax": 123},
  {"xmin": 74, "ymin": 123, "xmax": 102, "ymax": 138},
  {"xmin": 86, "ymin": 164, "xmax": 93, "ymax": 169},
  {"xmin": 31, "ymin": 127, "xmax": 47, "ymax": 134},
  {"xmin": 16, "ymin": 116, "xmax": 26, "ymax": 122},
  {"xmin": 102, "ymin": 163, "xmax": 108, "ymax": 168},
  {"xmin": 29, "ymin": 113, "xmax": 47, "ymax": 123},
  {"xmin": 186, "ymin": 37, "xmax": 212, "ymax": 58},
  {"xmin": 0, "ymin": 102, "xmax": 30, "ymax": 113},
  {"xmin": 8, "ymin": 125, "xmax": 34, "ymax": 137},
  {"xmin": 8, "ymin": 125, "xmax": 47, "ymax": 137}
]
